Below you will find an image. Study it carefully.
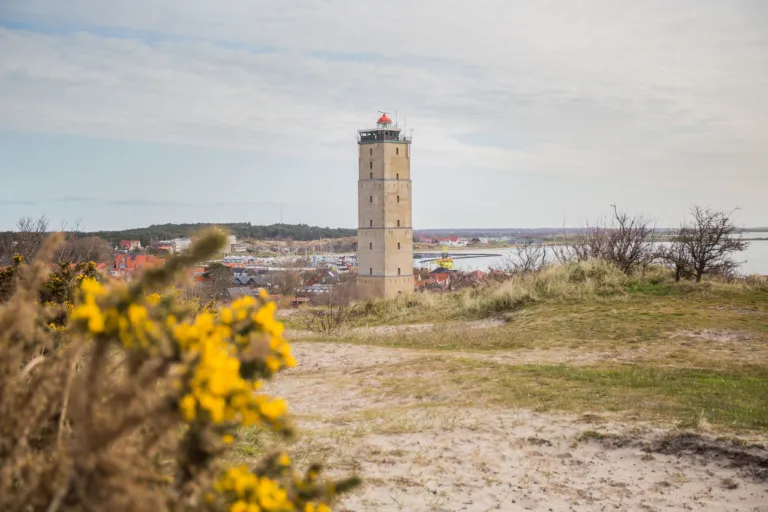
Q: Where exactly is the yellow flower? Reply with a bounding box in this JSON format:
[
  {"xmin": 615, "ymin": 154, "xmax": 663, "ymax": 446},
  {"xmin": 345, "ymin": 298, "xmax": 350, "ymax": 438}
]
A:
[
  {"xmin": 222, "ymin": 434, "xmax": 234, "ymax": 444},
  {"xmin": 230, "ymin": 501, "xmax": 249, "ymax": 512},
  {"xmin": 258, "ymin": 397, "xmax": 287, "ymax": 421},
  {"xmin": 127, "ymin": 303, "xmax": 148, "ymax": 326},
  {"xmin": 305, "ymin": 504, "xmax": 331, "ymax": 512},
  {"xmin": 278, "ymin": 453, "xmax": 290, "ymax": 466},
  {"xmin": 199, "ymin": 392, "xmax": 226, "ymax": 423},
  {"xmin": 180, "ymin": 394, "xmax": 197, "ymax": 421},
  {"xmin": 79, "ymin": 277, "xmax": 104, "ymax": 296},
  {"xmin": 220, "ymin": 307, "xmax": 234, "ymax": 324}
]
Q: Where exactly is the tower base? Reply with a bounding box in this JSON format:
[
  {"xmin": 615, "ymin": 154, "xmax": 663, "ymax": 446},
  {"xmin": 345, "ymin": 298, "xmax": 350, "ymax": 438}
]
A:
[{"xmin": 356, "ymin": 275, "xmax": 414, "ymax": 299}]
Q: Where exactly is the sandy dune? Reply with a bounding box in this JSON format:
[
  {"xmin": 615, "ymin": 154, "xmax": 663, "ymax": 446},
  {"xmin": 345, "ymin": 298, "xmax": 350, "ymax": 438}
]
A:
[{"xmin": 267, "ymin": 342, "xmax": 768, "ymax": 511}]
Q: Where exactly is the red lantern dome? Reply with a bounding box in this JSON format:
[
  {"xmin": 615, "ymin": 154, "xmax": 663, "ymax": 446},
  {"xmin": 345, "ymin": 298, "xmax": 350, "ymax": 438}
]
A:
[{"xmin": 377, "ymin": 113, "xmax": 392, "ymax": 124}]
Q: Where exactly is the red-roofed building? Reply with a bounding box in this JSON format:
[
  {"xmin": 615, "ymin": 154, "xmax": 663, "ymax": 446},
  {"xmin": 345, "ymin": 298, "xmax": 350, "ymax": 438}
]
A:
[{"xmin": 115, "ymin": 253, "xmax": 165, "ymax": 274}]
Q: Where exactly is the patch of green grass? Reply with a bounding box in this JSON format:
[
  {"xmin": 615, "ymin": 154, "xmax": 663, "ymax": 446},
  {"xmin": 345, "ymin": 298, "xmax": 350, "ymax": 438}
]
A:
[
  {"xmin": 324, "ymin": 324, "xmax": 534, "ymax": 351},
  {"xmin": 626, "ymin": 278, "xmax": 677, "ymax": 296},
  {"xmin": 375, "ymin": 358, "xmax": 768, "ymax": 432},
  {"xmin": 314, "ymin": 297, "xmax": 768, "ymax": 371}
]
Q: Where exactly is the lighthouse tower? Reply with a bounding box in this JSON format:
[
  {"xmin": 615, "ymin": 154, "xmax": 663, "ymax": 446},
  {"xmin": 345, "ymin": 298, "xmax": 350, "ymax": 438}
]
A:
[{"xmin": 356, "ymin": 113, "xmax": 414, "ymax": 298}]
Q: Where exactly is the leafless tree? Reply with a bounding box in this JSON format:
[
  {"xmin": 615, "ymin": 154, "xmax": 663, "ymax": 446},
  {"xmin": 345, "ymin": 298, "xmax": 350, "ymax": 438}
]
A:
[
  {"xmin": 445, "ymin": 271, "xmax": 471, "ymax": 290},
  {"xmin": 55, "ymin": 236, "xmax": 113, "ymax": 263},
  {"xmin": 662, "ymin": 206, "xmax": 747, "ymax": 282},
  {"xmin": 273, "ymin": 270, "xmax": 302, "ymax": 296},
  {"xmin": 0, "ymin": 215, "xmax": 50, "ymax": 265},
  {"xmin": 554, "ymin": 206, "xmax": 656, "ymax": 274},
  {"xmin": 657, "ymin": 236, "xmax": 691, "ymax": 282},
  {"xmin": 196, "ymin": 262, "xmax": 232, "ymax": 302},
  {"xmin": 495, "ymin": 238, "xmax": 548, "ymax": 275}
]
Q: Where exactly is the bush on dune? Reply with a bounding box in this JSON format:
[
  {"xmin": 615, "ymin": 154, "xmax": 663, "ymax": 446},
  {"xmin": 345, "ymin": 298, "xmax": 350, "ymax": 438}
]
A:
[{"xmin": 460, "ymin": 259, "xmax": 629, "ymax": 315}]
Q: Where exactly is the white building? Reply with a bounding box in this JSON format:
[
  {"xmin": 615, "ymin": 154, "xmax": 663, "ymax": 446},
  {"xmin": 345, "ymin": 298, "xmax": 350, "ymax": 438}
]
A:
[{"xmin": 172, "ymin": 238, "xmax": 192, "ymax": 253}]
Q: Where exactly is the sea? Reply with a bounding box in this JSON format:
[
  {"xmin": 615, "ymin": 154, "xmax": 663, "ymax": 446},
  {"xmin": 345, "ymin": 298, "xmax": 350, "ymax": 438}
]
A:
[{"xmin": 424, "ymin": 233, "xmax": 768, "ymax": 276}]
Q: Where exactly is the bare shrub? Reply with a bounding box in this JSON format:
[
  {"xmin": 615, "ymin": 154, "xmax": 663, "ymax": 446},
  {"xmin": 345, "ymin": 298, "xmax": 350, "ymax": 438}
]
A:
[
  {"xmin": 447, "ymin": 270, "xmax": 485, "ymax": 290},
  {"xmin": 273, "ymin": 270, "xmax": 303, "ymax": 296},
  {"xmin": 555, "ymin": 205, "xmax": 655, "ymax": 274},
  {"xmin": 661, "ymin": 206, "xmax": 748, "ymax": 282},
  {"xmin": 493, "ymin": 238, "xmax": 548, "ymax": 278},
  {"xmin": 301, "ymin": 283, "xmax": 356, "ymax": 334},
  {"xmin": 56, "ymin": 235, "xmax": 114, "ymax": 263},
  {"xmin": 0, "ymin": 215, "xmax": 50, "ymax": 265}
]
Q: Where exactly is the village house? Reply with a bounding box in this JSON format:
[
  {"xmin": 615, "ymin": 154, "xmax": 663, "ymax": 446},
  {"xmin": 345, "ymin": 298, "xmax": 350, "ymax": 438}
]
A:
[
  {"xmin": 438, "ymin": 236, "xmax": 469, "ymax": 247},
  {"xmin": 114, "ymin": 253, "xmax": 166, "ymax": 274},
  {"xmin": 119, "ymin": 240, "xmax": 142, "ymax": 251}
]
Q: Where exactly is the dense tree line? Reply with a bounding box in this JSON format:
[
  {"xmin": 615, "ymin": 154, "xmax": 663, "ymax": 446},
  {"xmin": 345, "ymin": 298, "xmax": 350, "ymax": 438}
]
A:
[{"xmin": 82, "ymin": 223, "xmax": 356, "ymax": 246}]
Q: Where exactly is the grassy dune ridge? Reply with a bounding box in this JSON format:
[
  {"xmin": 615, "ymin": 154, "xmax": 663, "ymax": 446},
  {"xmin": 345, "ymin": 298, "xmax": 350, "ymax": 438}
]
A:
[{"xmin": 285, "ymin": 260, "xmax": 768, "ymax": 431}]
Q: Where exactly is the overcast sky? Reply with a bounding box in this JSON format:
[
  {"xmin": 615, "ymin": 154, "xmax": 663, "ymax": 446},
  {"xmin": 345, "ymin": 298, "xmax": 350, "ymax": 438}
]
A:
[{"xmin": 1, "ymin": 1, "xmax": 766, "ymax": 231}]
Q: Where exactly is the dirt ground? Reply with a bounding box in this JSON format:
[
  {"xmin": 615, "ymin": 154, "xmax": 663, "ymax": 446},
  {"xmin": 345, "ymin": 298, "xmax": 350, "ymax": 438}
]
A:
[{"xmin": 264, "ymin": 342, "xmax": 768, "ymax": 512}]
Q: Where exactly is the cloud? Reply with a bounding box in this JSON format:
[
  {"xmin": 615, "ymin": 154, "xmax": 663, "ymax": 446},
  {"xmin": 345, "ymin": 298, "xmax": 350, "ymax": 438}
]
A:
[
  {"xmin": 0, "ymin": 0, "xmax": 767, "ymax": 225},
  {"xmin": 0, "ymin": 199, "xmax": 38, "ymax": 206},
  {"xmin": 51, "ymin": 196, "xmax": 98, "ymax": 203}
]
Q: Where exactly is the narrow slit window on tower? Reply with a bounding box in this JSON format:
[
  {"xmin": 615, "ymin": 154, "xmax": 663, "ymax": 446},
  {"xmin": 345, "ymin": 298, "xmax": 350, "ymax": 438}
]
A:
[
  {"xmin": 369, "ymin": 148, "xmax": 372, "ymax": 156},
  {"xmin": 397, "ymin": 220, "xmax": 400, "ymax": 227},
  {"xmin": 369, "ymin": 242, "xmax": 372, "ymax": 250},
  {"xmin": 369, "ymin": 268, "xmax": 372, "ymax": 275},
  {"xmin": 370, "ymin": 172, "xmax": 373, "ymax": 179},
  {"xmin": 369, "ymin": 161, "xmax": 372, "ymax": 169},
  {"xmin": 396, "ymin": 147, "xmax": 399, "ymax": 155},
  {"xmin": 397, "ymin": 195, "xmax": 400, "ymax": 203},
  {"xmin": 396, "ymin": 173, "xmax": 399, "ymax": 179},
  {"xmin": 397, "ymin": 242, "xmax": 401, "ymax": 249},
  {"xmin": 398, "ymin": 268, "xmax": 401, "ymax": 275},
  {"xmin": 369, "ymin": 220, "xmax": 373, "ymax": 227},
  {"xmin": 369, "ymin": 195, "xmax": 372, "ymax": 203}
]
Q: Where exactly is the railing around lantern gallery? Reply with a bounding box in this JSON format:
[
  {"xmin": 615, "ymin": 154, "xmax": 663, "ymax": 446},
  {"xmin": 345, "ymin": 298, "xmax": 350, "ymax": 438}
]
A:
[{"xmin": 357, "ymin": 129, "xmax": 412, "ymax": 143}]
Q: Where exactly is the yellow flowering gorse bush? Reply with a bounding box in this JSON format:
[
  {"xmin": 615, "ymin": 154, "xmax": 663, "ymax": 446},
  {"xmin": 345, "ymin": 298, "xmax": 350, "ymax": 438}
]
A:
[{"xmin": 0, "ymin": 230, "xmax": 358, "ymax": 512}]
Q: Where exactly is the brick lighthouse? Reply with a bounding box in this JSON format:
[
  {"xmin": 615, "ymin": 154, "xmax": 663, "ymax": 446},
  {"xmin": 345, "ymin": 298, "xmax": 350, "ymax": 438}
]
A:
[{"xmin": 356, "ymin": 113, "xmax": 414, "ymax": 298}]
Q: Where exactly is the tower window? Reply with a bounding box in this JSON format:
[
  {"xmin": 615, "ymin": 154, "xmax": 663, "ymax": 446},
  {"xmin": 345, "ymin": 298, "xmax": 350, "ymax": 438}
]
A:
[
  {"xmin": 369, "ymin": 162, "xmax": 372, "ymax": 169},
  {"xmin": 370, "ymin": 220, "xmax": 373, "ymax": 227},
  {"xmin": 369, "ymin": 196, "xmax": 373, "ymax": 203},
  {"xmin": 397, "ymin": 220, "xmax": 400, "ymax": 227},
  {"xmin": 398, "ymin": 268, "xmax": 401, "ymax": 275},
  {"xmin": 369, "ymin": 242, "xmax": 372, "ymax": 250},
  {"xmin": 397, "ymin": 195, "xmax": 400, "ymax": 203},
  {"xmin": 369, "ymin": 148, "xmax": 372, "ymax": 156},
  {"xmin": 369, "ymin": 268, "xmax": 373, "ymax": 275},
  {"xmin": 396, "ymin": 173, "xmax": 399, "ymax": 179},
  {"xmin": 396, "ymin": 147, "xmax": 399, "ymax": 155},
  {"xmin": 370, "ymin": 172, "xmax": 373, "ymax": 179},
  {"xmin": 397, "ymin": 242, "xmax": 401, "ymax": 249}
]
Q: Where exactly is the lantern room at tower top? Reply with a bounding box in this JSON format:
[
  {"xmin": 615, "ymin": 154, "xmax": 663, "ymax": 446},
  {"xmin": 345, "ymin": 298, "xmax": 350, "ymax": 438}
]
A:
[{"xmin": 357, "ymin": 112, "xmax": 412, "ymax": 144}]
